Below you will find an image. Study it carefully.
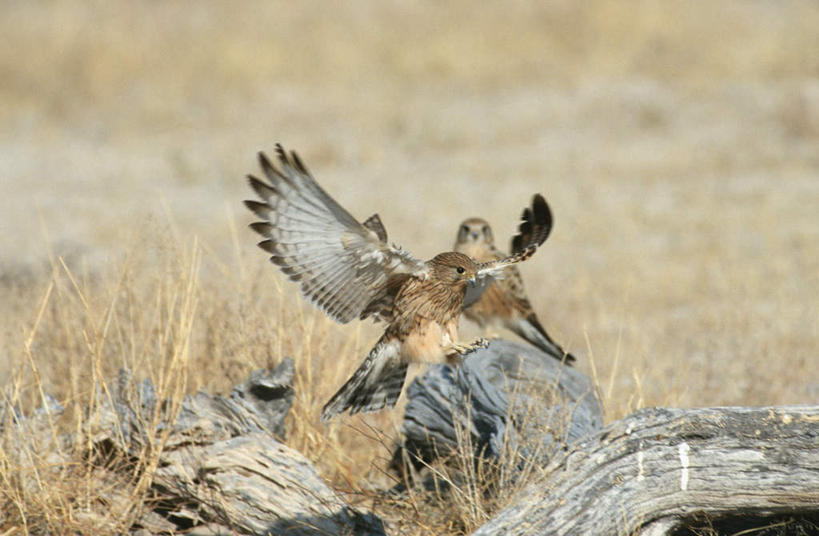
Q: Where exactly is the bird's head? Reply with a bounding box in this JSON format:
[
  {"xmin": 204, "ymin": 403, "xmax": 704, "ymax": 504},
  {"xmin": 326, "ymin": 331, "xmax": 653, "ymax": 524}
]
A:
[
  {"xmin": 454, "ymin": 217, "xmax": 494, "ymax": 249},
  {"xmin": 429, "ymin": 252, "xmax": 480, "ymax": 289}
]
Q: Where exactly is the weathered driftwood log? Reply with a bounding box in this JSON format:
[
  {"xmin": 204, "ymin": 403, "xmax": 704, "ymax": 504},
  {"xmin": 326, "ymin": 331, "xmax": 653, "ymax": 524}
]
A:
[
  {"xmin": 87, "ymin": 360, "xmax": 384, "ymax": 536},
  {"xmin": 396, "ymin": 340, "xmax": 603, "ymax": 473},
  {"xmin": 473, "ymin": 405, "xmax": 819, "ymax": 536},
  {"xmin": 89, "ymin": 359, "xmax": 295, "ymax": 453}
]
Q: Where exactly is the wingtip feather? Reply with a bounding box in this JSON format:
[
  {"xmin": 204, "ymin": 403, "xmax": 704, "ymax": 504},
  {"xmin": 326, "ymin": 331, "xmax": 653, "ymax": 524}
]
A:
[
  {"xmin": 249, "ymin": 222, "xmax": 273, "ymax": 237},
  {"xmin": 275, "ymin": 143, "xmax": 287, "ymax": 163},
  {"xmin": 248, "ymin": 175, "xmax": 278, "ymax": 200},
  {"xmin": 258, "ymin": 239, "xmax": 276, "ymax": 254},
  {"xmin": 244, "ymin": 199, "xmax": 272, "ymax": 219},
  {"xmin": 258, "ymin": 151, "xmax": 275, "ymax": 177},
  {"xmin": 290, "ymin": 150, "xmax": 310, "ymax": 175}
]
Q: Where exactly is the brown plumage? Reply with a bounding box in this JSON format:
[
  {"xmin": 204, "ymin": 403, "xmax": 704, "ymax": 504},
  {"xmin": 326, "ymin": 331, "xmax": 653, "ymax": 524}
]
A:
[
  {"xmin": 245, "ymin": 145, "xmax": 552, "ymax": 421},
  {"xmin": 454, "ymin": 217, "xmax": 576, "ymax": 364}
]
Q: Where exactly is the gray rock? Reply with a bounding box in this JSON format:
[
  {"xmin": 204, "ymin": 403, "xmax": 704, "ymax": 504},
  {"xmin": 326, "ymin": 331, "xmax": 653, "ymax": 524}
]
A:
[{"xmin": 397, "ymin": 340, "xmax": 603, "ymax": 473}]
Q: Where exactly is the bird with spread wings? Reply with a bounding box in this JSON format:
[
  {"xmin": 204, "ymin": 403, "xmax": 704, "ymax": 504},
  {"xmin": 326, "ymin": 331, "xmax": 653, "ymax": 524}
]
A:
[
  {"xmin": 244, "ymin": 145, "xmax": 552, "ymax": 421},
  {"xmin": 455, "ymin": 218, "xmax": 576, "ymax": 364}
]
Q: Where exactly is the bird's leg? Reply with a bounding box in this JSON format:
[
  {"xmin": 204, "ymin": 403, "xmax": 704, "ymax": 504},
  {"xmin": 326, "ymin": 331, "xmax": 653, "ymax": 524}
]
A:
[{"xmin": 445, "ymin": 337, "xmax": 489, "ymax": 364}]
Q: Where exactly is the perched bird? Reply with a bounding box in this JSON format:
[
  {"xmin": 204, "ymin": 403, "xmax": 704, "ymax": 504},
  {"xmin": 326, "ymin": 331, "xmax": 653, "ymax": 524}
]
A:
[
  {"xmin": 245, "ymin": 145, "xmax": 552, "ymax": 421},
  {"xmin": 454, "ymin": 217, "xmax": 576, "ymax": 364}
]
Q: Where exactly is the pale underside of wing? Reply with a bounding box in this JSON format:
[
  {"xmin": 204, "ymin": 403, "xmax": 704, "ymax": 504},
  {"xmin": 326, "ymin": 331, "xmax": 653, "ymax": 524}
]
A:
[{"xmin": 244, "ymin": 145, "xmax": 427, "ymax": 324}]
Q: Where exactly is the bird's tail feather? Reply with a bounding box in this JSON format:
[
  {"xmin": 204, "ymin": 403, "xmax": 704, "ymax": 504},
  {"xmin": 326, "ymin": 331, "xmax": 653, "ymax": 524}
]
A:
[
  {"xmin": 513, "ymin": 314, "xmax": 576, "ymax": 364},
  {"xmin": 321, "ymin": 336, "xmax": 408, "ymax": 422}
]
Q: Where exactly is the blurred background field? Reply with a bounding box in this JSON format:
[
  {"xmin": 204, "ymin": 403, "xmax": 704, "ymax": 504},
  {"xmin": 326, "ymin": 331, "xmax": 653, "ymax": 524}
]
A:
[{"xmin": 1, "ymin": 1, "xmax": 818, "ymax": 533}]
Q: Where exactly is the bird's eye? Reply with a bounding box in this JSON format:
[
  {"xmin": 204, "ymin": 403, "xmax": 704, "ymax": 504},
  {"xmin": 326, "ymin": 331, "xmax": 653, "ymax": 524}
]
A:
[
  {"xmin": 482, "ymin": 225, "xmax": 489, "ymax": 234},
  {"xmin": 461, "ymin": 225, "xmax": 469, "ymax": 234},
  {"xmin": 456, "ymin": 266, "xmax": 465, "ymax": 274}
]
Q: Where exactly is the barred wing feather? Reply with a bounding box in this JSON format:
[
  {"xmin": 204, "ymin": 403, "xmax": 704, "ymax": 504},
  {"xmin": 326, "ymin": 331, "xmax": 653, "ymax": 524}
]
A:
[
  {"xmin": 477, "ymin": 194, "xmax": 553, "ymax": 280},
  {"xmin": 245, "ymin": 145, "xmax": 427, "ymax": 324}
]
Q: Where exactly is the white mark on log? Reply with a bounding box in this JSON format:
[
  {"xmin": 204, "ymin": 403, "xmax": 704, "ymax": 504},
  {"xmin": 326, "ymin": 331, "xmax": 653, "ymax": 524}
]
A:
[
  {"xmin": 626, "ymin": 422, "xmax": 635, "ymax": 435},
  {"xmin": 637, "ymin": 445, "xmax": 645, "ymax": 481},
  {"xmin": 782, "ymin": 413, "xmax": 792, "ymax": 424},
  {"xmin": 679, "ymin": 442, "xmax": 690, "ymax": 491}
]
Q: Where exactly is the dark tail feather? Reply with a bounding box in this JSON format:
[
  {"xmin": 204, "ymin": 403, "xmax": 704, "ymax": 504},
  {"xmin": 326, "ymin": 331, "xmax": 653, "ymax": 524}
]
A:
[
  {"xmin": 513, "ymin": 313, "xmax": 576, "ymax": 365},
  {"xmin": 321, "ymin": 337, "xmax": 408, "ymax": 422}
]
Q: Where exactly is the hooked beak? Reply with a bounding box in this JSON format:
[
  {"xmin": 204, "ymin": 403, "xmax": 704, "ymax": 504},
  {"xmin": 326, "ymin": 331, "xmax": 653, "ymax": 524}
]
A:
[{"xmin": 468, "ymin": 275, "xmax": 477, "ymax": 287}]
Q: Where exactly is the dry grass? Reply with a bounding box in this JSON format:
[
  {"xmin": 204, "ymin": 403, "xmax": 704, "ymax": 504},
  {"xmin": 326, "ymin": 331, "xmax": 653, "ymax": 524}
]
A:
[{"xmin": 2, "ymin": 1, "xmax": 819, "ymax": 534}]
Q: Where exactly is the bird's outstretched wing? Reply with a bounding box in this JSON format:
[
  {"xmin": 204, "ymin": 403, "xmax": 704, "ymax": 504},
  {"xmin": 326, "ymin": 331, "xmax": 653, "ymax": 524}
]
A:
[
  {"xmin": 245, "ymin": 145, "xmax": 427, "ymax": 324},
  {"xmin": 476, "ymin": 194, "xmax": 553, "ymax": 280}
]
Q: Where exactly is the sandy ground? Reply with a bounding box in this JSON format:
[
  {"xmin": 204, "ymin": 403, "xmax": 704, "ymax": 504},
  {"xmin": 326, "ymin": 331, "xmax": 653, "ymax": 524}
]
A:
[{"xmin": 2, "ymin": 0, "xmax": 818, "ymax": 413}]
